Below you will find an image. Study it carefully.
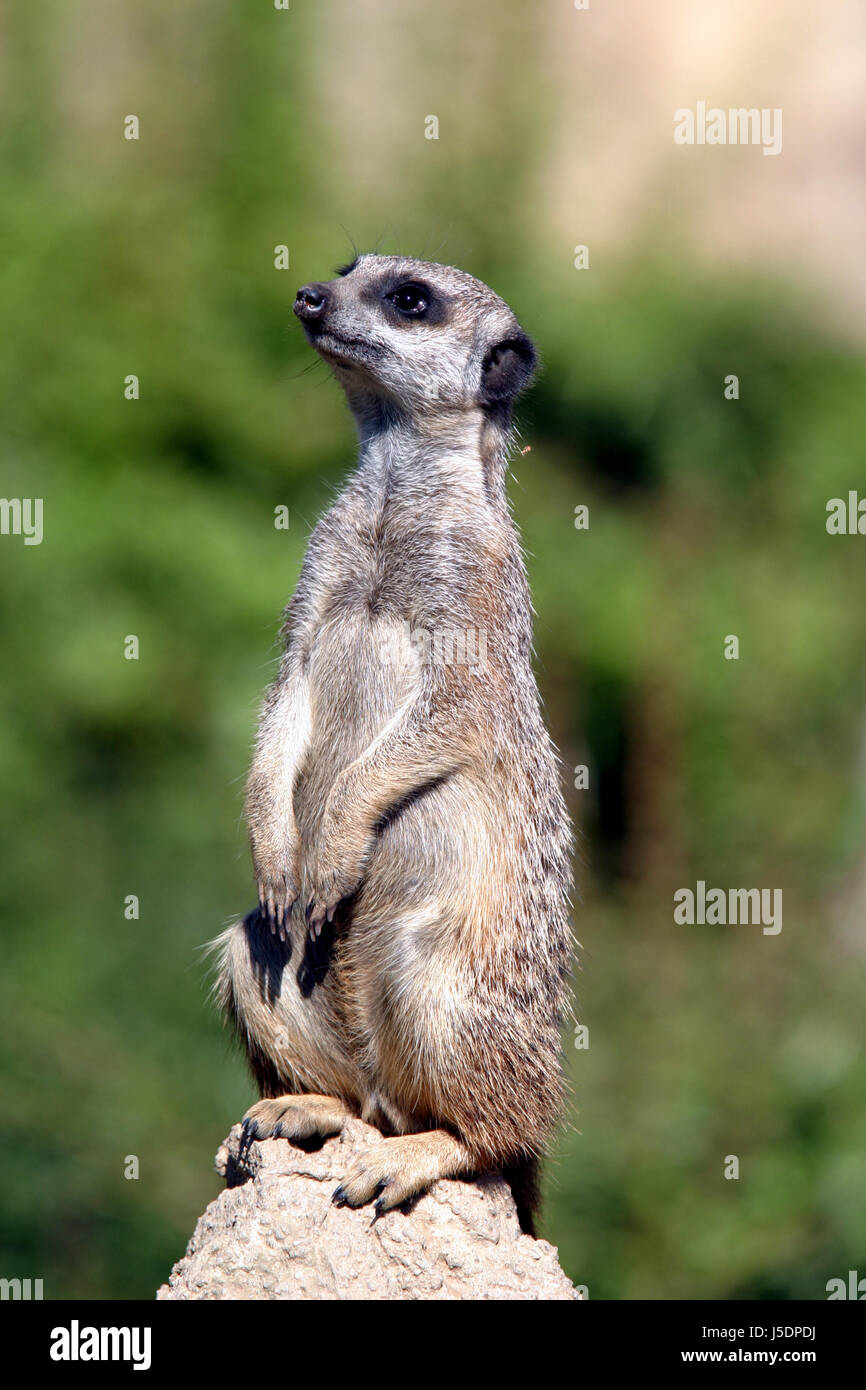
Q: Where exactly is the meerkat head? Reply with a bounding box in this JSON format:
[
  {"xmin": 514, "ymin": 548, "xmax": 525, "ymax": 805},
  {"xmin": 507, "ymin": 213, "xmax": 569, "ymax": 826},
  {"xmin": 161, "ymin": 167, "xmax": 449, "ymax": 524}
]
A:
[{"xmin": 293, "ymin": 254, "xmax": 536, "ymax": 426}]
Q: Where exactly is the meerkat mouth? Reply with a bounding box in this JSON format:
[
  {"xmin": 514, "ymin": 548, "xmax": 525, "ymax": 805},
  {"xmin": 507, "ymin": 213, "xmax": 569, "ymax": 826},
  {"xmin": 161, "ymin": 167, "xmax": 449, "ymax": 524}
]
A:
[{"xmin": 311, "ymin": 330, "xmax": 381, "ymax": 369}]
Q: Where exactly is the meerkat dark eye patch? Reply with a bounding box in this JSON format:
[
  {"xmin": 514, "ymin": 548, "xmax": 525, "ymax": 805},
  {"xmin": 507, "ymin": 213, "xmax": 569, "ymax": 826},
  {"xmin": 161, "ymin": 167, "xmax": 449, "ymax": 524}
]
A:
[
  {"xmin": 370, "ymin": 277, "xmax": 449, "ymax": 326},
  {"xmin": 479, "ymin": 332, "xmax": 537, "ymax": 406}
]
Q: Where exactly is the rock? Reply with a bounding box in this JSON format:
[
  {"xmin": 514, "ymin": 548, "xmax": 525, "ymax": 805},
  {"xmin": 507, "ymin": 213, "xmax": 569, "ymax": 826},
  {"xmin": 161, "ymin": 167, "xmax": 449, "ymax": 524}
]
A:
[{"xmin": 157, "ymin": 1118, "xmax": 579, "ymax": 1300}]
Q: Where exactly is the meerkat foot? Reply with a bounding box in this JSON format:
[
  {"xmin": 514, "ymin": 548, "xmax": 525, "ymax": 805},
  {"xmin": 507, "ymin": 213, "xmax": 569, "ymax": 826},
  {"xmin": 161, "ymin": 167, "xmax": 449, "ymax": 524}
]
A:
[
  {"xmin": 332, "ymin": 1130, "xmax": 475, "ymax": 1214},
  {"xmin": 241, "ymin": 1094, "xmax": 350, "ymax": 1151}
]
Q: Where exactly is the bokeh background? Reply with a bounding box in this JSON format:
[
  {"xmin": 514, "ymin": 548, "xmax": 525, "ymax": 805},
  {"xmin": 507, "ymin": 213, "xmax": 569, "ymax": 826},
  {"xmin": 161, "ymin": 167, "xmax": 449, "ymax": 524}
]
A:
[{"xmin": 2, "ymin": 0, "xmax": 865, "ymax": 1300}]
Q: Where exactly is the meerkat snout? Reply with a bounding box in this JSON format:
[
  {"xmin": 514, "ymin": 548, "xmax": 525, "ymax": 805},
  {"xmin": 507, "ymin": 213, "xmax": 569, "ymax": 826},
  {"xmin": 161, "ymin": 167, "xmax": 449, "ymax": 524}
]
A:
[
  {"xmin": 292, "ymin": 252, "xmax": 537, "ymax": 414},
  {"xmin": 294, "ymin": 283, "xmax": 328, "ymax": 323}
]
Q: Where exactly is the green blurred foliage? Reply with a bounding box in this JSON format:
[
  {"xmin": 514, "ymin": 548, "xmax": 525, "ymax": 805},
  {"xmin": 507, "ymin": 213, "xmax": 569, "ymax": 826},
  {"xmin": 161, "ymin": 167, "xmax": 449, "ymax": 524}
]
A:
[{"xmin": 1, "ymin": 0, "xmax": 865, "ymax": 1299}]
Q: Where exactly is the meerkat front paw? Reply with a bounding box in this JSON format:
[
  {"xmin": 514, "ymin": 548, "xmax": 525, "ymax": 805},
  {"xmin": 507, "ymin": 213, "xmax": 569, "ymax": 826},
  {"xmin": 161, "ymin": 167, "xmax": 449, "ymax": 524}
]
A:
[
  {"xmin": 304, "ymin": 868, "xmax": 358, "ymax": 938},
  {"xmin": 251, "ymin": 839, "xmax": 302, "ymax": 937},
  {"xmin": 240, "ymin": 1094, "xmax": 350, "ymax": 1152},
  {"xmin": 304, "ymin": 837, "xmax": 368, "ymax": 938},
  {"xmin": 256, "ymin": 867, "xmax": 300, "ymax": 938}
]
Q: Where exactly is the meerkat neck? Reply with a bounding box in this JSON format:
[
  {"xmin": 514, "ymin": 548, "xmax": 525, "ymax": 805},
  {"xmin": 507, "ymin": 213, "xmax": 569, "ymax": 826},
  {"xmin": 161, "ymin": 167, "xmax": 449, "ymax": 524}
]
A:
[{"xmin": 349, "ymin": 398, "xmax": 513, "ymax": 507}]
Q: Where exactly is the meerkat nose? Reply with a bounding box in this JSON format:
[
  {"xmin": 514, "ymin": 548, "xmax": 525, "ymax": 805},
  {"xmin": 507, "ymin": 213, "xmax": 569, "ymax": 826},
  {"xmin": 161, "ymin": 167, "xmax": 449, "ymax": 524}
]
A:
[{"xmin": 294, "ymin": 284, "xmax": 328, "ymax": 322}]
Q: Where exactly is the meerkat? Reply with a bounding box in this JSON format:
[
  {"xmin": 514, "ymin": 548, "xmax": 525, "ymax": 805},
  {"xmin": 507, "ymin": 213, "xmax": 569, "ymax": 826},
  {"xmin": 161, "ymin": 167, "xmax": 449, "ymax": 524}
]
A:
[{"xmin": 214, "ymin": 254, "xmax": 574, "ymax": 1234}]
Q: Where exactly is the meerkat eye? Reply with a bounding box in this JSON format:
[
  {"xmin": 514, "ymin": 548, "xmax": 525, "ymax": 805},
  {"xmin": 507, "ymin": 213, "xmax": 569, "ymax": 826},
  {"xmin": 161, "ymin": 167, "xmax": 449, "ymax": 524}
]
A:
[{"xmin": 386, "ymin": 283, "xmax": 429, "ymax": 317}]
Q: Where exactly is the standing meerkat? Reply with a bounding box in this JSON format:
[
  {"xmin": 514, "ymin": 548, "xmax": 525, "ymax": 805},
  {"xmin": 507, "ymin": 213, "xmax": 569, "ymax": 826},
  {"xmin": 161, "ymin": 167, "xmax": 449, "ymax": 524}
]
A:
[{"xmin": 215, "ymin": 254, "xmax": 573, "ymax": 1234}]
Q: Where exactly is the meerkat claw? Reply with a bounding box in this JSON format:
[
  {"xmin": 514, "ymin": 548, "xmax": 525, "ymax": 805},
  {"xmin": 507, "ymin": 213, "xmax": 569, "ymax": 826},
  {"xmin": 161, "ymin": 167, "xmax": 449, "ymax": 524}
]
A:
[
  {"xmin": 238, "ymin": 1117, "xmax": 257, "ymax": 1158},
  {"xmin": 332, "ymin": 1176, "xmax": 390, "ymax": 1210},
  {"xmin": 305, "ymin": 895, "xmax": 328, "ymax": 938},
  {"xmin": 255, "ymin": 876, "xmax": 299, "ymax": 936},
  {"xmin": 374, "ymin": 1190, "xmax": 400, "ymax": 1217}
]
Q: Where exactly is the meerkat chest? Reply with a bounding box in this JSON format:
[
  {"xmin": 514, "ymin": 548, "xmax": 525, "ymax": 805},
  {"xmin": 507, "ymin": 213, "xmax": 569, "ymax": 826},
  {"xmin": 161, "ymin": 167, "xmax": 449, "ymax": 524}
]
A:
[
  {"xmin": 319, "ymin": 504, "xmax": 455, "ymax": 624},
  {"xmin": 294, "ymin": 514, "xmax": 423, "ymax": 746},
  {"xmin": 301, "ymin": 497, "xmax": 491, "ymax": 718}
]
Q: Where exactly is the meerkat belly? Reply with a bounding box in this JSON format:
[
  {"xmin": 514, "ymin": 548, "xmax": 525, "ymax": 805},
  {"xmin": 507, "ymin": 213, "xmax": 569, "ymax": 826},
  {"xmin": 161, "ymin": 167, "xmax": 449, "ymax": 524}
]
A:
[
  {"xmin": 342, "ymin": 771, "xmax": 505, "ymax": 1103},
  {"xmin": 294, "ymin": 610, "xmax": 420, "ymax": 843}
]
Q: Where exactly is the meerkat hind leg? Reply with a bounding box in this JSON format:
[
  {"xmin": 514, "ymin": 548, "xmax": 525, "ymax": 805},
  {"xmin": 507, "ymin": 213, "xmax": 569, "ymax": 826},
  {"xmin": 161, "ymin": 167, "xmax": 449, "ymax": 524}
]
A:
[
  {"xmin": 333, "ymin": 1129, "xmax": 474, "ymax": 1213},
  {"xmin": 241, "ymin": 1093, "xmax": 351, "ymax": 1148}
]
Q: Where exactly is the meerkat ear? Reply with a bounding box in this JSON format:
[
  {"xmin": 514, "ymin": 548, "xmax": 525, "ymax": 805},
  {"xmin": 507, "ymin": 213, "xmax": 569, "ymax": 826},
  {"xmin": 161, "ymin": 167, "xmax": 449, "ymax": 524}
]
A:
[{"xmin": 479, "ymin": 332, "xmax": 537, "ymax": 407}]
